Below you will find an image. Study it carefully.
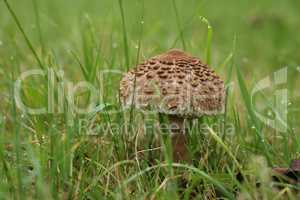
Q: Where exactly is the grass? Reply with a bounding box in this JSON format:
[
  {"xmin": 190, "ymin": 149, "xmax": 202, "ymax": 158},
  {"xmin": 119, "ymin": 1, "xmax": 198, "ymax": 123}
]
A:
[{"xmin": 0, "ymin": 0, "xmax": 300, "ymax": 199}]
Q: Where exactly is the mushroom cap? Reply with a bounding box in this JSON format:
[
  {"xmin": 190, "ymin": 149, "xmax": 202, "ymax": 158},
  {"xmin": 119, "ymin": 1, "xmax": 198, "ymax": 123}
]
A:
[{"xmin": 119, "ymin": 49, "xmax": 225, "ymax": 117}]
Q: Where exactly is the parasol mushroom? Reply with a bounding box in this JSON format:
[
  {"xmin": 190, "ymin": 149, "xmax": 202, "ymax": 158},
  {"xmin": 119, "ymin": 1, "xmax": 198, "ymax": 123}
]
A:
[{"xmin": 120, "ymin": 49, "xmax": 225, "ymax": 162}]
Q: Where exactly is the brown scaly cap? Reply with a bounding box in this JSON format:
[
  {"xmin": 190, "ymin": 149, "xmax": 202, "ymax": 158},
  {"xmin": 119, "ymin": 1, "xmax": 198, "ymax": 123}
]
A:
[{"xmin": 119, "ymin": 49, "xmax": 225, "ymax": 117}]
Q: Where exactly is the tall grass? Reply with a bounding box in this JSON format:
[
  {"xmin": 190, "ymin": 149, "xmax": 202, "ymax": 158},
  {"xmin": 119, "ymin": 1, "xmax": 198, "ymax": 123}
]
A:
[
  {"xmin": 3, "ymin": 0, "xmax": 44, "ymax": 70},
  {"xmin": 171, "ymin": 0, "xmax": 186, "ymax": 50},
  {"xmin": 0, "ymin": 0, "xmax": 299, "ymax": 199},
  {"xmin": 117, "ymin": 0, "xmax": 130, "ymax": 71}
]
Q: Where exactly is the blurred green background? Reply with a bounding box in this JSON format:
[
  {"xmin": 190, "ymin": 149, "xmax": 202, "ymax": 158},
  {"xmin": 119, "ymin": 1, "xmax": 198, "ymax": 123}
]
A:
[{"xmin": 1, "ymin": 0, "xmax": 300, "ymax": 69}]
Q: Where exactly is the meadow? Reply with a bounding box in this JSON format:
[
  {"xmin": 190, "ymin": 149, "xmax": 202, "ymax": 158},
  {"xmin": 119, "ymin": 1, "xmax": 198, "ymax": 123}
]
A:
[{"xmin": 0, "ymin": 0, "xmax": 300, "ymax": 199}]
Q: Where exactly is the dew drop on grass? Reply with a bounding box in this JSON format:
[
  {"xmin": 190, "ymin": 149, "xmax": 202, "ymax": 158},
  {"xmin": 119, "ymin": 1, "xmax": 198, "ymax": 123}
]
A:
[
  {"xmin": 56, "ymin": 70, "xmax": 64, "ymax": 80},
  {"xmin": 21, "ymin": 114, "xmax": 25, "ymax": 119},
  {"xmin": 251, "ymin": 125, "xmax": 255, "ymax": 129},
  {"xmin": 112, "ymin": 43, "xmax": 118, "ymax": 49},
  {"xmin": 140, "ymin": 21, "xmax": 145, "ymax": 25},
  {"xmin": 280, "ymin": 100, "xmax": 290, "ymax": 105},
  {"xmin": 267, "ymin": 110, "xmax": 273, "ymax": 117},
  {"xmin": 242, "ymin": 57, "xmax": 249, "ymax": 63},
  {"xmin": 297, "ymin": 66, "xmax": 300, "ymax": 72},
  {"xmin": 0, "ymin": 40, "xmax": 3, "ymax": 46}
]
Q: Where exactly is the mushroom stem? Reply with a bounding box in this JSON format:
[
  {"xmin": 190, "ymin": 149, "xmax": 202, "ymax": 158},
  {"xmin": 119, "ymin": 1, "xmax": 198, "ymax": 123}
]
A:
[{"xmin": 168, "ymin": 115, "xmax": 189, "ymax": 162}]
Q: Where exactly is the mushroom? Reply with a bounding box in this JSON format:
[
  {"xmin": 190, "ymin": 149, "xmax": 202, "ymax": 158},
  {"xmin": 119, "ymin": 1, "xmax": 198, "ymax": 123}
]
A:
[{"xmin": 120, "ymin": 49, "xmax": 225, "ymax": 162}]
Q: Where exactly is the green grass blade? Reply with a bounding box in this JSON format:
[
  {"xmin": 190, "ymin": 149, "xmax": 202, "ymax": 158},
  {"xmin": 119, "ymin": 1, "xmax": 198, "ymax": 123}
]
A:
[
  {"xmin": 119, "ymin": 163, "xmax": 235, "ymax": 200},
  {"xmin": 32, "ymin": 0, "xmax": 45, "ymax": 56},
  {"xmin": 129, "ymin": 2, "xmax": 144, "ymax": 125},
  {"xmin": 236, "ymin": 65, "xmax": 261, "ymax": 131},
  {"xmin": 208, "ymin": 127, "xmax": 242, "ymax": 170},
  {"xmin": 118, "ymin": 0, "xmax": 130, "ymax": 71},
  {"xmin": 3, "ymin": 0, "xmax": 44, "ymax": 70},
  {"xmin": 70, "ymin": 50, "xmax": 89, "ymax": 80},
  {"xmin": 0, "ymin": 116, "xmax": 16, "ymax": 199},
  {"xmin": 199, "ymin": 16, "xmax": 213, "ymax": 65},
  {"xmin": 10, "ymin": 72, "xmax": 23, "ymax": 200},
  {"xmin": 236, "ymin": 64, "xmax": 272, "ymax": 163},
  {"xmin": 171, "ymin": 0, "xmax": 186, "ymax": 50}
]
